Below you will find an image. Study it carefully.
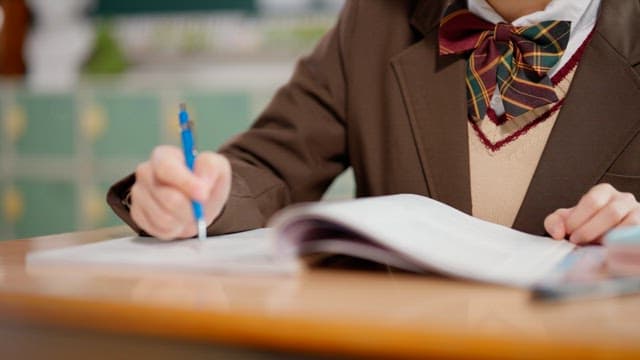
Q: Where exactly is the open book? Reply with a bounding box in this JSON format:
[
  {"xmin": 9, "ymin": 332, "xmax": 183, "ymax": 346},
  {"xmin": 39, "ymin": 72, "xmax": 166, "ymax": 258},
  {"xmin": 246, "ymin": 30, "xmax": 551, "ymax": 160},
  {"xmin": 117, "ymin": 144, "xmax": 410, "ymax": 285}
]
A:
[
  {"xmin": 27, "ymin": 194, "xmax": 575, "ymax": 287},
  {"xmin": 270, "ymin": 194, "xmax": 574, "ymax": 287}
]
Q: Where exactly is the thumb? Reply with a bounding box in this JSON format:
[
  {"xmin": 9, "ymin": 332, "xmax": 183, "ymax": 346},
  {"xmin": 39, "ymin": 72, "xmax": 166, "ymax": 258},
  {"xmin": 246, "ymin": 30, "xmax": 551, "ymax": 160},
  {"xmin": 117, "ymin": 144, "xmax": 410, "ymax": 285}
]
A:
[
  {"xmin": 194, "ymin": 152, "xmax": 232, "ymax": 224},
  {"xmin": 544, "ymin": 207, "xmax": 573, "ymax": 240},
  {"xmin": 150, "ymin": 145, "xmax": 209, "ymax": 201},
  {"xmin": 193, "ymin": 152, "xmax": 231, "ymax": 197}
]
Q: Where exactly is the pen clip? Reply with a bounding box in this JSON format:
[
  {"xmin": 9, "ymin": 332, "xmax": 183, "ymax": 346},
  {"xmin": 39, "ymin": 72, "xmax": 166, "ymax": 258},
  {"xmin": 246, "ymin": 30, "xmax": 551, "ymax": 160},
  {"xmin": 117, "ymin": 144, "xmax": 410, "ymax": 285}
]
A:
[{"xmin": 179, "ymin": 119, "xmax": 195, "ymax": 131}]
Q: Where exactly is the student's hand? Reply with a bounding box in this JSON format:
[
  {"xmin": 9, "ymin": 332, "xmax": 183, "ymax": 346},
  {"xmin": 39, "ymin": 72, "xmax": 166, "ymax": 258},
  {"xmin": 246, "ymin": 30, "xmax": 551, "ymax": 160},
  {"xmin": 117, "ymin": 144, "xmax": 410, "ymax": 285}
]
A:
[
  {"xmin": 544, "ymin": 183, "xmax": 640, "ymax": 245},
  {"xmin": 130, "ymin": 145, "xmax": 232, "ymax": 240}
]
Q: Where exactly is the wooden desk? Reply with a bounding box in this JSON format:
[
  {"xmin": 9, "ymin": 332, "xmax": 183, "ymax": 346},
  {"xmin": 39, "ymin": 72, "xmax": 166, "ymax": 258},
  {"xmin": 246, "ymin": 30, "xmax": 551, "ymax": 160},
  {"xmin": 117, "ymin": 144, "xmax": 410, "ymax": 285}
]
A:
[{"xmin": 0, "ymin": 228, "xmax": 639, "ymax": 359}]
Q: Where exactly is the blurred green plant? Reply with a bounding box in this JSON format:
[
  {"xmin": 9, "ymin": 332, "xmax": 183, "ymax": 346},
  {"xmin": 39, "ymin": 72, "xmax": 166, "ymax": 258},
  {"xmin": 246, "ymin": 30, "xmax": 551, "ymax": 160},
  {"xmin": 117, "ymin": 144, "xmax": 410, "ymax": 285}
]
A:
[
  {"xmin": 265, "ymin": 22, "xmax": 330, "ymax": 52},
  {"xmin": 84, "ymin": 20, "xmax": 128, "ymax": 74},
  {"xmin": 181, "ymin": 28, "xmax": 209, "ymax": 54}
]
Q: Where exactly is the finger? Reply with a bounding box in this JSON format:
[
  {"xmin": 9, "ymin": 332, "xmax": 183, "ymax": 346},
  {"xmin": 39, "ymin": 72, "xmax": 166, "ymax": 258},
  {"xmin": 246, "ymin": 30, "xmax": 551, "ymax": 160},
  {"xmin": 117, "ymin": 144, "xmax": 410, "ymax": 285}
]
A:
[
  {"xmin": 193, "ymin": 152, "xmax": 228, "ymax": 185},
  {"xmin": 194, "ymin": 153, "xmax": 230, "ymax": 198},
  {"xmin": 150, "ymin": 145, "xmax": 209, "ymax": 201},
  {"xmin": 569, "ymin": 193, "xmax": 637, "ymax": 245},
  {"xmin": 619, "ymin": 207, "xmax": 640, "ymax": 227},
  {"xmin": 136, "ymin": 159, "xmax": 196, "ymax": 226},
  {"xmin": 131, "ymin": 186, "xmax": 175, "ymax": 240},
  {"xmin": 176, "ymin": 222, "xmax": 199, "ymax": 239},
  {"xmin": 130, "ymin": 196, "xmax": 152, "ymax": 235},
  {"xmin": 544, "ymin": 208, "xmax": 572, "ymax": 240},
  {"xmin": 132, "ymin": 184, "xmax": 185, "ymax": 240},
  {"xmin": 565, "ymin": 183, "xmax": 617, "ymax": 234},
  {"xmin": 152, "ymin": 185, "xmax": 195, "ymax": 226},
  {"xmin": 135, "ymin": 161, "xmax": 153, "ymax": 187},
  {"xmin": 194, "ymin": 152, "xmax": 232, "ymax": 224}
]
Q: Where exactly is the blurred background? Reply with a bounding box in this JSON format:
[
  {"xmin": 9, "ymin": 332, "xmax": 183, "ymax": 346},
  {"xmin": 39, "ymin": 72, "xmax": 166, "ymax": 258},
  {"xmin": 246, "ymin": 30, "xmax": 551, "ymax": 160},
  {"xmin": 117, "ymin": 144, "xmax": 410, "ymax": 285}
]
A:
[{"xmin": 0, "ymin": 0, "xmax": 353, "ymax": 241}]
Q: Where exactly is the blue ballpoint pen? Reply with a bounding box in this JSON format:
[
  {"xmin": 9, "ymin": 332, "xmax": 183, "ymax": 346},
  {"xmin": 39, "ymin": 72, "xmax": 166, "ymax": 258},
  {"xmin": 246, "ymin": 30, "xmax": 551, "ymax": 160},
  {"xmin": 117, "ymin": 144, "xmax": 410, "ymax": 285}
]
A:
[{"xmin": 178, "ymin": 103, "xmax": 206, "ymax": 241}]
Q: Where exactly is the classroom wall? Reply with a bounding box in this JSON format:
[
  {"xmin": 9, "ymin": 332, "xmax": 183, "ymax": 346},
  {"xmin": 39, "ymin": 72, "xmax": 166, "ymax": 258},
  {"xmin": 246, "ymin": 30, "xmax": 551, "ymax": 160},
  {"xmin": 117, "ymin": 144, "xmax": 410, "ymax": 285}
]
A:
[{"xmin": 0, "ymin": 1, "xmax": 353, "ymax": 241}]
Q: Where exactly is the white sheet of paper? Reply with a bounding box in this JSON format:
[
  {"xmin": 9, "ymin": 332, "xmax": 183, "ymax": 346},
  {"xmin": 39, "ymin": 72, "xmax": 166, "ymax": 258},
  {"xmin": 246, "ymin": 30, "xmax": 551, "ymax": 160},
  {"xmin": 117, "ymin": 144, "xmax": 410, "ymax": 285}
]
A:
[{"xmin": 27, "ymin": 228, "xmax": 299, "ymax": 275}]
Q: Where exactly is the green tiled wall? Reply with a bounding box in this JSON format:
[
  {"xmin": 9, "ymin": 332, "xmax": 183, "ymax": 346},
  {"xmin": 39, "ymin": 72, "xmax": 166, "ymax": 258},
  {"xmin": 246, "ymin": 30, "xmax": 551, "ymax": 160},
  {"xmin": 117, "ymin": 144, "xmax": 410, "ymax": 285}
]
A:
[
  {"xmin": 0, "ymin": 86, "xmax": 354, "ymax": 241},
  {"xmin": 15, "ymin": 93, "xmax": 76, "ymax": 156},
  {"xmin": 93, "ymin": 92, "xmax": 161, "ymax": 159},
  {"xmin": 13, "ymin": 179, "xmax": 76, "ymax": 239},
  {"xmin": 185, "ymin": 92, "xmax": 252, "ymax": 150}
]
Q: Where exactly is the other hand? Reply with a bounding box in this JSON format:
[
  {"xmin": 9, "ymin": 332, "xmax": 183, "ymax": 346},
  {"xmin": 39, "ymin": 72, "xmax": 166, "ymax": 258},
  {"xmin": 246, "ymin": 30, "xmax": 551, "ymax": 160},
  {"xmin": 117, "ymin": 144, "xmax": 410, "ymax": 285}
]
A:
[
  {"xmin": 130, "ymin": 145, "xmax": 231, "ymax": 240},
  {"xmin": 544, "ymin": 183, "xmax": 640, "ymax": 244}
]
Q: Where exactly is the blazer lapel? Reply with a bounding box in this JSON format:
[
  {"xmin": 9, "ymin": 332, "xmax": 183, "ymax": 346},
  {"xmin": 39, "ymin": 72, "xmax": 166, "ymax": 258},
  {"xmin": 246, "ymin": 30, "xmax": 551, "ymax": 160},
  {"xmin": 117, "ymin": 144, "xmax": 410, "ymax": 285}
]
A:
[
  {"xmin": 391, "ymin": 0, "xmax": 471, "ymax": 214},
  {"xmin": 513, "ymin": 0, "xmax": 640, "ymax": 234}
]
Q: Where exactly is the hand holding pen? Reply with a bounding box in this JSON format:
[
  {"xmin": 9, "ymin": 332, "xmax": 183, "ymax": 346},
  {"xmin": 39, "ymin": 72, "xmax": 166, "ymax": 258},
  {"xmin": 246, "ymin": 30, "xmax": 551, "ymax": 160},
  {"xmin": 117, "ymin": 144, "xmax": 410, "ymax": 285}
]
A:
[
  {"xmin": 128, "ymin": 106, "xmax": 232, "ymax": 241},
  {"xmin": 179, "ymin": 104, "xmax": 208, "ymax": 240}
]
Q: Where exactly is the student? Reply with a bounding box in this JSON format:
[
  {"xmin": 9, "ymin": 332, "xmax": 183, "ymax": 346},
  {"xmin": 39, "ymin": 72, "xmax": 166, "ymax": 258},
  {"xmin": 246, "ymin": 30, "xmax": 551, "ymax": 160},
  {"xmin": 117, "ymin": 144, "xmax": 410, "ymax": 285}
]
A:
[{"xmin": 108, "ymin": 0, "xmax": 640, "ymax": 244}]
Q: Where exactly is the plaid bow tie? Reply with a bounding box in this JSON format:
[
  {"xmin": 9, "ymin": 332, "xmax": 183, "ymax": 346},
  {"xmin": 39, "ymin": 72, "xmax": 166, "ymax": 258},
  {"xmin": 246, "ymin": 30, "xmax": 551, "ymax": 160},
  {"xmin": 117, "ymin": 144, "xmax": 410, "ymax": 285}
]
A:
[{"xmin": 438, "ymin": 2, "xmax": 571, "ymax": 122}]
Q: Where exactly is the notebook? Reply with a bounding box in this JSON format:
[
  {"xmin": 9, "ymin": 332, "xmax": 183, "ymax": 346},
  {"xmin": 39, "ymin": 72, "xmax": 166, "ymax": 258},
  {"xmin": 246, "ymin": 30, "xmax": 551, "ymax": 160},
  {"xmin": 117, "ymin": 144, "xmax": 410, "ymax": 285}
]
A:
[{"xmin": 27, "ymin": 194, "xmax": 575, "ymax": 287}]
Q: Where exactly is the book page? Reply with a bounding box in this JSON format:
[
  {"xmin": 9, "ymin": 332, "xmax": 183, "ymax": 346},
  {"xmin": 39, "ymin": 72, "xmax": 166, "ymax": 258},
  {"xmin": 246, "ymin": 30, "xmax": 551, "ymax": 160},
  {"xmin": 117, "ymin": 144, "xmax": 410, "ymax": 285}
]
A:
[
  {"xmin": 27, "ymin": 228, "xmax": 299, "ymax": 276},
  {"xmin": 271, "ymin": 194, "xmax": 575, "ymax": 287}
]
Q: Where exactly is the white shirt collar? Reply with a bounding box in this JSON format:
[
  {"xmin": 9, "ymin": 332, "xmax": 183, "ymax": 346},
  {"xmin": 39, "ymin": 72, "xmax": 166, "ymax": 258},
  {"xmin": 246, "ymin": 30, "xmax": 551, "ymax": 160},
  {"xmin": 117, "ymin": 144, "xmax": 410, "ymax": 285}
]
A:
[{"xmin": 467, "ymin": 0, "xmax": 593, "ymax": 30}]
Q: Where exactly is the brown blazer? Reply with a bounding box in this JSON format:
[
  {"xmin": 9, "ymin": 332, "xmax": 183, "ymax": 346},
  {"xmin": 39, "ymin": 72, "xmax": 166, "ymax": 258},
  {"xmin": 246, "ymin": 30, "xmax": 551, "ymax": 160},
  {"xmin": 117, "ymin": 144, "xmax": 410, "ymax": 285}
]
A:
[{"xmin": 108, "ymin": 0, "xmax": 640, "ymax": 236}]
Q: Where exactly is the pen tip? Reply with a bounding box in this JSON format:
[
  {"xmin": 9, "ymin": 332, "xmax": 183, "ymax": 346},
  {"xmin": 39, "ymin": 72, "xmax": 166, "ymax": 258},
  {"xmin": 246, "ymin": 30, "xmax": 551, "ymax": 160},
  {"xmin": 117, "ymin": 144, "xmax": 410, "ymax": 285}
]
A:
[
  {"xmin": 179, "ymin": 103, "xmax": 187, "ymax": 112},
  {"xmin": 197, "ymin": 220, "xmax": 207, "ymax": 241}
]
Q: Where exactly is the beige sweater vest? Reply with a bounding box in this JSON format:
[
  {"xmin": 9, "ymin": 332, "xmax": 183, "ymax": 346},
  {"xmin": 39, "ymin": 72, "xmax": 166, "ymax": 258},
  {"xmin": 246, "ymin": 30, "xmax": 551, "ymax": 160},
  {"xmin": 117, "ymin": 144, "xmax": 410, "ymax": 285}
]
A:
[{"xmin": 468, "ymin": 67, "xmax": 577, "ymax": 227}]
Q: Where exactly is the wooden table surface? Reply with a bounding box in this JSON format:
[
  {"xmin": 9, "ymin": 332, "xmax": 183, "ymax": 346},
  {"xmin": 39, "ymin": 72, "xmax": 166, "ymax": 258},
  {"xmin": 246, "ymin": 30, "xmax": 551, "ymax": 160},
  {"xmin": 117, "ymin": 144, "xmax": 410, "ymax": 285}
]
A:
[{"xmin": 0, "ymin": 227, "xmax": 639, "ymax": 359}]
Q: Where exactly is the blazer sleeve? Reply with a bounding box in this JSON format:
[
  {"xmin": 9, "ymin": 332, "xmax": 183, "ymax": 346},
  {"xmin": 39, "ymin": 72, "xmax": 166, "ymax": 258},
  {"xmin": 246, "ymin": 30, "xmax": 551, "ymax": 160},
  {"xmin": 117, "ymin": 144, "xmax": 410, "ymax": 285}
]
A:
[{"xmin": 106, "ymin": 1, "xmax": 356, "ymax": 235}]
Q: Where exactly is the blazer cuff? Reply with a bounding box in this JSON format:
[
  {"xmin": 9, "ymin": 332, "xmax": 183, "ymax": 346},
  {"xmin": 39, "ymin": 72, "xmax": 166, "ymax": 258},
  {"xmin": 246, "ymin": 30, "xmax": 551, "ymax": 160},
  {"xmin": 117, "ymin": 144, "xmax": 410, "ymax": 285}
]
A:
[
  {"xmin": 106, "ymin": 173, "xmax": 149, "ymax": 236},
  {"xmin": 106, "ymin": 172, "xmax": 272, "ymax": 237}
]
